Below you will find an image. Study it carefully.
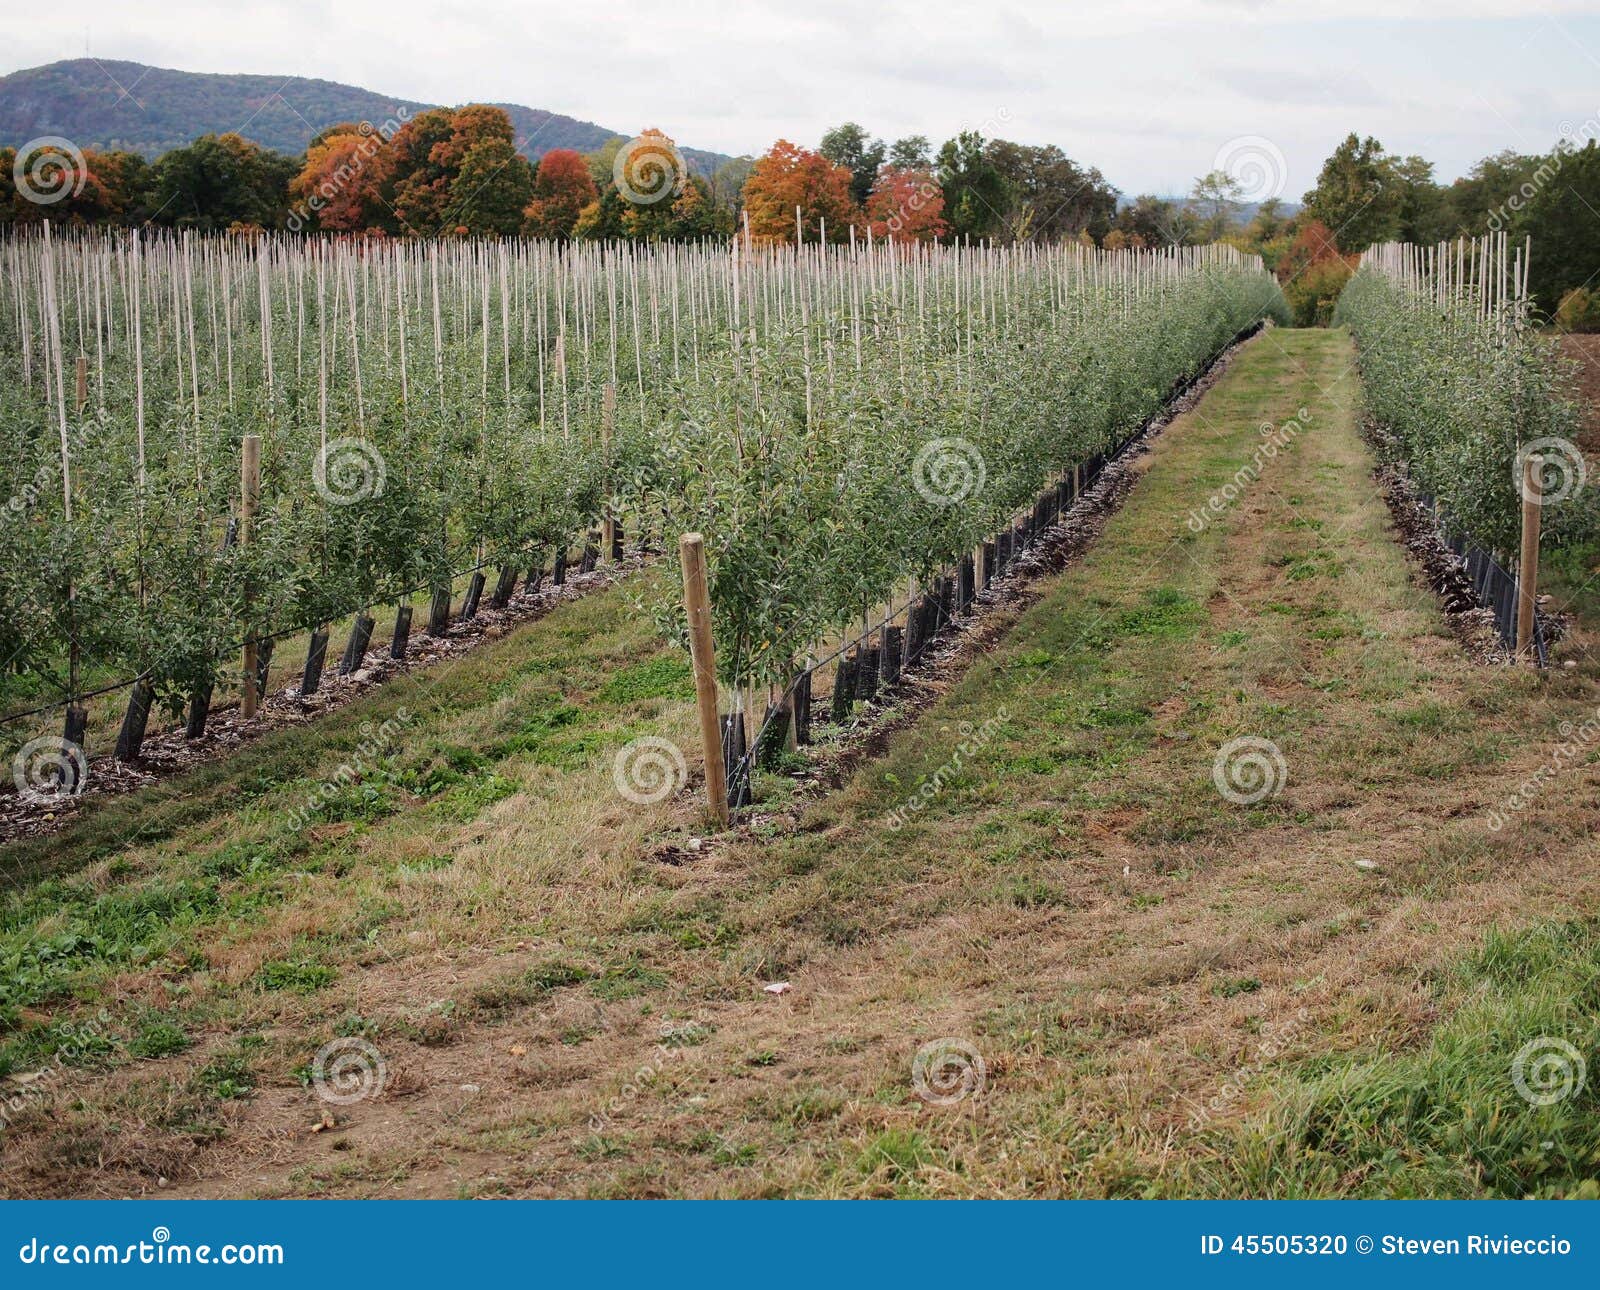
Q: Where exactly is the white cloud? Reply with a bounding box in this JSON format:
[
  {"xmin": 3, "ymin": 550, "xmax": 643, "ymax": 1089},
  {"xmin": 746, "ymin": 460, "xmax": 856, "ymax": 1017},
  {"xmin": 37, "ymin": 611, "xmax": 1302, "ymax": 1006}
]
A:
[{"xmin": 6, "ymin": 0, "xmax": 1600, "ymax": 193}]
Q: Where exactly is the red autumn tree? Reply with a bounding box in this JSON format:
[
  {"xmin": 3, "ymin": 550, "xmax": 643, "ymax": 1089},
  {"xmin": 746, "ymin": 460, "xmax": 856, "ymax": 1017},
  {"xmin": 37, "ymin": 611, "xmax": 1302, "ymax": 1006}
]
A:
[
  {"xmin": 741, "ymin": 140, "xmax": 861, "ymax": 244},
  {"xmin": 522, "ymin": 148, "xmax": 598, "ymax": 239},
  {"xmin": 1273, "ymin": 218, "xmax": 1345, "ymax": 283},
  {"xmin": 865, "ymin": 166, "xmax": 949, "ymax": 242},
  {"xmin": 1276, "ymin": 218, "xmax": 1357, "ymax": 326}
]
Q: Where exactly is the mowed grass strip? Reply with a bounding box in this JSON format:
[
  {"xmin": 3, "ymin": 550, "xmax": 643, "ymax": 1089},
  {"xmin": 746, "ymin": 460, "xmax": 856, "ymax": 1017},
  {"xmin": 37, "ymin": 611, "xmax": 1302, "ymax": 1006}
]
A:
[
  {"xmin": 463, "ymin": 327, "xmax": 1597, "ymax": 1200},
  {"xmin": 6, "ymin": 329, "xmax": 1600, "ymax": 1199}
]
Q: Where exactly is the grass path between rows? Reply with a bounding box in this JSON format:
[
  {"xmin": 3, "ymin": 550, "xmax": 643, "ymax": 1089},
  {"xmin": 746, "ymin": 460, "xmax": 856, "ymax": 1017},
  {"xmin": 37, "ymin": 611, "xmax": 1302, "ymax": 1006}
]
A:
[{"xmin": 5, "ymin": 327, "xmax": 1600, "ymax": 1198}]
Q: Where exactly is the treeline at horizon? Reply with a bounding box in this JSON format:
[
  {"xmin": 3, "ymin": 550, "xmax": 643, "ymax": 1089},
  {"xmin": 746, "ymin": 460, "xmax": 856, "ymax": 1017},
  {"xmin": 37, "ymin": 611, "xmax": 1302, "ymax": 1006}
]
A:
[{"xmin": 3, "ymin": 110, "xmax": 1598, "ymax": 324}]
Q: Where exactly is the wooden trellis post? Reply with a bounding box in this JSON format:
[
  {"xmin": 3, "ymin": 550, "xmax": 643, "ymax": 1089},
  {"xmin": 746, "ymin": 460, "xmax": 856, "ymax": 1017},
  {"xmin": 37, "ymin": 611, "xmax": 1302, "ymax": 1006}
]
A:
[
  {"xmin": 679, "ymin": 533, "xmax": 728, "ymax": 828},
  {"xmin": 1517, "ymin": 451, "xmax": 1542, "ymax": 659}
]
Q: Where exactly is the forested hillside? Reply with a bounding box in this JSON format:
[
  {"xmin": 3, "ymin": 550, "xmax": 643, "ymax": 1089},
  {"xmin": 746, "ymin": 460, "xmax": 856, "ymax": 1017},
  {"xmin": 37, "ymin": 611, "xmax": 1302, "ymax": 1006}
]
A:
[{"xmin": 0, "ymin": 59, "xmax": 730, "ymax": 174}]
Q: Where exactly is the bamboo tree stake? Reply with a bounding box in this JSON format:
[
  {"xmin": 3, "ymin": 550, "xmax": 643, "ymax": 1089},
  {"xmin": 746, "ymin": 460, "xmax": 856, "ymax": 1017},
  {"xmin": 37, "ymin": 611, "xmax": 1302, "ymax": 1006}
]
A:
[
  {"xmin": 679, "ymin": 533, "xmax": 729, "ymax": 829},
  {"xmin": 43, "ymin": 223, "xmax": 85, "ymax": 758},
  {"xmin": 347, "ymin": 256, "xmax": 364, "ymax": 427},
  {"xmin": 601, "ymin": 380, "xmax": 617, "ymax": 561},
  {"xmin": 41, "ymin": 229, "xmax": 71, "ymax": 499},
  {"xmin": 499, "ymin": 243, "xmax": 512, "ymax": 409},
  {"xmin": 132, "ymin": 237, "xmax": 146, "ymax": 492},
  {"xmin": 397, "ymin": 251, "xmax": 410, "ymax": 409},
  {"xmin": 240, "ymin": 434, "xmax": 262, "ymax": 717},
  {"xmin": 206, "ymin": 241, "xmax": 221, "ymax": 389},
  {"xmin": 430, "ymin": 248, "xmax": 445, "ymax": 413},
  {"xmin": 222, "ymin": 248, "xmax": 235, "ymax": 409},
  {"xmin": 183, "ymin": 234, "xmax": 200, "ymax": 421}
]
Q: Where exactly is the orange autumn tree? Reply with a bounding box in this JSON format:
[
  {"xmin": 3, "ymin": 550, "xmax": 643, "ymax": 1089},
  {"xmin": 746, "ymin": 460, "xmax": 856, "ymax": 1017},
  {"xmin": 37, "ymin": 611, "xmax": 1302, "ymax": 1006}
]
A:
[
  {"xmin": 741, "ymin": 140, "xmax": 861, "ymax": 244},
  {"xmin": 3, "ymin": 143, "xmax": 144, "ymax": 225},
  {"xmin": 426, "ymin": 105, "xmax": 513, "ymax": 171},
  {"xmin": 289, "ymin": 124, "xmax": 387, "ymax": 231},
  {"xmin": 865, "ymin": 166, "xmax": 949, "ymax": 242},
  {"xmin": 522, "ymin": 148, "xmax": 597, "ymax": 239}
]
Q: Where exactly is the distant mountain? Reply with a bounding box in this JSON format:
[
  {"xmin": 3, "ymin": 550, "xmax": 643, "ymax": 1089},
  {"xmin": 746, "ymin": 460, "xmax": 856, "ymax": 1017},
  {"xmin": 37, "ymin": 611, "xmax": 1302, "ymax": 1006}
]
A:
[
  {"xmin": 0, "ymin": 59, "xmax": 731, "ymax": 177},
  {"xmin": 1119, "ymin": 193, "xmax": 1303, "ymax": 221}
]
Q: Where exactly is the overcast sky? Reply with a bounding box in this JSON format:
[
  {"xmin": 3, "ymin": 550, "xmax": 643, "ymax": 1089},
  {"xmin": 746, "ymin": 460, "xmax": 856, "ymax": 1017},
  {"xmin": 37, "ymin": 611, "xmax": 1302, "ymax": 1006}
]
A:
[{"xmin": 10, "ymin": 0, "xmax": 1600, "ymax": 198}]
